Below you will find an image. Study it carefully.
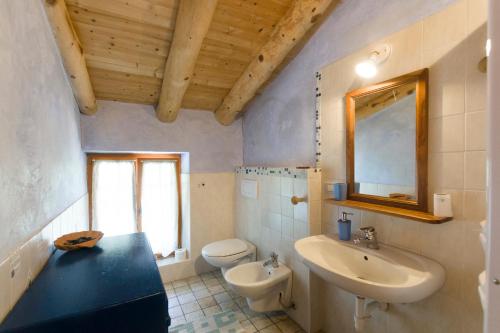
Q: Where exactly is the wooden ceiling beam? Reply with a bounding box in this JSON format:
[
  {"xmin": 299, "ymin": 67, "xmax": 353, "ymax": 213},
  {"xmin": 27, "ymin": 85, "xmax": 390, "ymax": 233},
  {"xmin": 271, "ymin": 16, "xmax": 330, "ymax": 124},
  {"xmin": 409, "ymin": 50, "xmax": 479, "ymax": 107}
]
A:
[
  {"xmin": 156, "ymin": 0, "xmax": 219, "ymax": 122},
  {"xmin": 44, "ymin": 0, "xmax": 97, "ymax": 114},
  {"xmin": 214, "ymin": 0, "xmax": 334, "ymax": 125}
]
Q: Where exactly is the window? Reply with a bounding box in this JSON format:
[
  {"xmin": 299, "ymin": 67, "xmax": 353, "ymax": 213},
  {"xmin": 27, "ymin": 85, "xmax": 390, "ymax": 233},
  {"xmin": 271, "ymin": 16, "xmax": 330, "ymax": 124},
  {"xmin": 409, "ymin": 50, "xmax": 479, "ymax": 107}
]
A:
[{"xmin": 87, "ymin": 154, "xmax": 182, "ymax": 258}]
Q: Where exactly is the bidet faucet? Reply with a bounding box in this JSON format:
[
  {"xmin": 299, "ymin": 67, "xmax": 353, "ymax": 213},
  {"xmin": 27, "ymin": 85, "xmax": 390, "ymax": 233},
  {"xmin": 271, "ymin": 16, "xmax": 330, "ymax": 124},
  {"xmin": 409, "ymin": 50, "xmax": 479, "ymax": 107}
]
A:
[
  {"xmin": 353, "ymin": 226, "xmax": 380, "ymax": 250},
  {"xmin": 263, "ymin": 252, "xmax": 279, "ymax": 268}
]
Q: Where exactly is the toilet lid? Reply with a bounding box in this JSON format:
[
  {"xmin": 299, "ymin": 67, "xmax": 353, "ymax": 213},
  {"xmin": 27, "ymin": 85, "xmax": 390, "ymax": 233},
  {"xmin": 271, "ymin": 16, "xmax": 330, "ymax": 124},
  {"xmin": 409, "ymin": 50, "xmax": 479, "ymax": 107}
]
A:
[{"xmin": 202, "ymin": 239, "xmax": 247, "ymax": 257}]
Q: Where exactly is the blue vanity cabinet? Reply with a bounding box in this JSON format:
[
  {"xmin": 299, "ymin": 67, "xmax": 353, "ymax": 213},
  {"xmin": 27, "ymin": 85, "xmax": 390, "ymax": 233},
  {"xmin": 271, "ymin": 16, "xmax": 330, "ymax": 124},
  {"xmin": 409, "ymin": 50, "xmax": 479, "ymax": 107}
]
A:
[{"xmin": 0, "ymin": 233, "xmax": 170, "ymax": 333}]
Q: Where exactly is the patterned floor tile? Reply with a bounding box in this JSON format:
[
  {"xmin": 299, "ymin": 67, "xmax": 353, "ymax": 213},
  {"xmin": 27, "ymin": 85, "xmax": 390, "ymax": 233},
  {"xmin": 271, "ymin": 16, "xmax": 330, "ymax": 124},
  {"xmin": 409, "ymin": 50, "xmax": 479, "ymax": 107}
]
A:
[
  {"xmin": 233, "ymin": 309, "xmax": 247, "ymax": 322},
  {"xmin": 185, "ymin": 310, "xmax": 205, "ymax": 322},
  {"xmin": 226, "ymin": 288, "xmax": 238, "ymax": 298},
  {"xmin": 178, "ymin": 292, "xmax": 196, "ymax": 304},
  {"xmin": 214, "ymin": 291, "xmax": 232, "ymax": 304},
  {"xmin": 169, "ymin": 305, "xmax": 183, "ymax": 318},
  {"xmin": 240, "ymin": 319, "xmax": 258, "ymax": 333},
  {"xmin": 194, "ymin": 288, "xmax": 211, "ymax": 299},
  {"xmin": 165, "ymin": 273, "xmax": 303, "ymax": 333},
  {"xmin": 249, "ymin": 315, "xmax": 273, "ymax": 330},
  {"xmin": 219, "ymin": 300, "xmax": 239, "ymax": 311},
  {"xmin": 267, "ymin": 310, "xmax": 288, "ymax": 323},
  {"xmin": 173, "ymin": 280, "xmax": 188, "ymax": 288},
  {"xmin": 198, "ymin": 296, "xmax": 217, "ymax": 309},
  {"xmin": 170, "ymin": 315, "xmax": 186, "ymax": 326},
  {"xmin": 203, "ymin": 305, "xmax": 222, "ymax": 316},
  {"xmin": 259, "ymin": 324, "xmax": 282, "ymax": 333},
  {"xmin": 276, "ymin": 318, "xmax": 301, "ymax": 333},
  {"xmin": 234, "ymin": 297, "xmax": 247, "ymax": 308},
  {"xmin": 175, "ymin": 285, "xmax": 192, "ymax": 295},
  {"xmin": 187, "ymin": 276, "xmax": 202, "ymax": 284},
  {"xmin": 208, "ymin": 285, "xmax": 225, "ymax": 295},
  {"xmin": 181, "ymin": 301, "xmax": 201, "ymax": 314},
  {"xmin": 200, "ymin": 272, "xmax": 215, "ymax": 281},
  {"xmin": 168, "ymin": 297, "xmax": 180, "ymax": 308},
  {"xmin": 190, "ymin": 282, "xmax": 206, "ymax": 291},
  {"xmin": 170, "ymin": 310, "xmax": 244, "ymax": 333},
  {"xmin": 204, "ymin": 278, "xmax": 221, "ymax": 287},
  {"xmin": 241, "ymin": 306, "xmax": 261, "ymax": 319}
]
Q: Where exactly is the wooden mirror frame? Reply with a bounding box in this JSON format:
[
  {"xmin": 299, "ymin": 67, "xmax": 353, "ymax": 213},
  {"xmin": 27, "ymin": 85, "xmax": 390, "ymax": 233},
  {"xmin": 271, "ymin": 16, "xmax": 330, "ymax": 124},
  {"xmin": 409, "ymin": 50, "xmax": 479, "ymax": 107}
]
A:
[{"xmin": 345, "ymin": 68, "xmax": 429, "ymax": 212}]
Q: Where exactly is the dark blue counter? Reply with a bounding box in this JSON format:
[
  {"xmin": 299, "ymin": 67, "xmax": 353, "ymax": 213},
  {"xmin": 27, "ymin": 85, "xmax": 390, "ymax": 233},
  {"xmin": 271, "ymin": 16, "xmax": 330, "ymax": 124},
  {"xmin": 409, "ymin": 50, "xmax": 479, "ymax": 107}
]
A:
[{"xmin": 0, "ymin": 233, "xmax": 169, "ymax": 333}]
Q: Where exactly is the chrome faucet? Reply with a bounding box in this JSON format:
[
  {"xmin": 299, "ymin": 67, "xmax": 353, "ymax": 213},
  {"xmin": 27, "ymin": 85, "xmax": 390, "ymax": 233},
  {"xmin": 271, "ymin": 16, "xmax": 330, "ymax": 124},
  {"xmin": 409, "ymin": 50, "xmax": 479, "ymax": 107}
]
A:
[
  {"xmin": 263, "ymin": 252, "xmax": 279, "ymax": 268},
  {"xmin": 353, "ymin": 226, "xmax": 380, "ymax": 250}
]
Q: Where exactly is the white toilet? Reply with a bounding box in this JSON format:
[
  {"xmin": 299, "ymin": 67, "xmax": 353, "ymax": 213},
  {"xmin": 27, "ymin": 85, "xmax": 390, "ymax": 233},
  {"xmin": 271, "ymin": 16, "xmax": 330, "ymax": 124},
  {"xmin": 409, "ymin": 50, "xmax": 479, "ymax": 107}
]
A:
[
  {"xmin": 201, "ymin": 239, "xmax": 256, "ymax": 274},
  {"xmin": 224, "ymin": 260, "xmax": 293, "ymax": 312}
]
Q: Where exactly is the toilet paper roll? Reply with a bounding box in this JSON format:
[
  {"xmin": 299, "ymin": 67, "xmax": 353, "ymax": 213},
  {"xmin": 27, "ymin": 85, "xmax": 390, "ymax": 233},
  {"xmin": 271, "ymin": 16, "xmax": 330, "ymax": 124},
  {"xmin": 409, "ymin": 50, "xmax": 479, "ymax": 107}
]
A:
[
  {"xmin": 175, "ymin": 248, "xmax": 187, "ymax": 261},
  {"xmin": 433, "ymin": 193, "xmax": 453, "ymax": 217}
]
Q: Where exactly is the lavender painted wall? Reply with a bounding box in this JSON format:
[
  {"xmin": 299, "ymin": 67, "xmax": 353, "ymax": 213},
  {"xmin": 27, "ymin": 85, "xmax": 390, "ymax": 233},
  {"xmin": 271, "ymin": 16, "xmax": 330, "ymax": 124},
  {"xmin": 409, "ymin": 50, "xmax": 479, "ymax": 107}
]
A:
[
  {"xmin": 243, "ymin": 0, "xmax": 456, "ymax": 167},
  {"xmin": 0, "ymin": 1, "xmax": 87, "ymax": 262},
  {"xmin": 81, "ymin": 101, "xmax": 243, "ymax": 173}
]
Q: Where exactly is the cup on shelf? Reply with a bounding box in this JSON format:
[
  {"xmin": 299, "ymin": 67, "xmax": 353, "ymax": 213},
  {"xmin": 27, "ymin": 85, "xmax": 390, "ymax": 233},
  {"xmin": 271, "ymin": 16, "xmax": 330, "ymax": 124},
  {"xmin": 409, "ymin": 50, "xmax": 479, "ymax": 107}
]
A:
[{"xmin": 333, "ymin": 183, "xmax": 347, "ymax": 201}]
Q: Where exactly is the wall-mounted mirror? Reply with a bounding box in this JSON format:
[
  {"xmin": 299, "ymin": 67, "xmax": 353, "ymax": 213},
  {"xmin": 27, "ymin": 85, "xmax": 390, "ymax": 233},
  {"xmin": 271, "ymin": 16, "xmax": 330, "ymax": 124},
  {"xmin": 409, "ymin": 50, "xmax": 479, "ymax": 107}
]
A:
[{"xmin": 346, "ymin": 69, "xmax": 428, "ymax": 211}]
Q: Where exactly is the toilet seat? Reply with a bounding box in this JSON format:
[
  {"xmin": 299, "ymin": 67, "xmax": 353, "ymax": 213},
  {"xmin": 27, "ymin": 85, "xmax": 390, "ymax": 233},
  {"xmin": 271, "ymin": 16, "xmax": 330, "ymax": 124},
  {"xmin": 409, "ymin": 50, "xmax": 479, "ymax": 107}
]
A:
[
  {"xmin": 201, "ymin": 239, "xmax": 255, "ymax": 269},
  {"xmin": 202, "ymin": 239, "xmax": 247, "ymax": 257}
]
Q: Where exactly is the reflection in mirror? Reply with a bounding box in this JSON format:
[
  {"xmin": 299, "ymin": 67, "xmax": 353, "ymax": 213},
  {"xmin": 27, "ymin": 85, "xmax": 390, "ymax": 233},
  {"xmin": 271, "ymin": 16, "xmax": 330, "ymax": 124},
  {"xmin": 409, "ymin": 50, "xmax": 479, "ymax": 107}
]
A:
[{"xmin": 354, "ymin": 82, "xmax": 417, "ymax": 201}]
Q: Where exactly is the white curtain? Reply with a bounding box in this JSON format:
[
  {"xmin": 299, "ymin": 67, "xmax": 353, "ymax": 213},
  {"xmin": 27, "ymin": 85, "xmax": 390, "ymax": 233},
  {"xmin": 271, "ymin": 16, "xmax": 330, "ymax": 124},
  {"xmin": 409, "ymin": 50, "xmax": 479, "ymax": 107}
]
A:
[
  {"xmin": 92, "ymin": 160, "xmax": 137, "ymax": 236},
  {"xmin": 141, "ymin": 161, "xmax": 179, "ymax": 257}
]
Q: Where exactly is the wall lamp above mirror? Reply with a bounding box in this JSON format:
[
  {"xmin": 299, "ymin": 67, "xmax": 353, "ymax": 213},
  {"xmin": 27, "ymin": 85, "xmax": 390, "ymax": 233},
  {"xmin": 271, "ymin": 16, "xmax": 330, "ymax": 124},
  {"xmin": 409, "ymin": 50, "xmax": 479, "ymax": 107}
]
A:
[
  {"xmin": 345, "ymin": 69, "xmax": 429, "ymax": 212},
  {"xmin": 354, "ymin": 44, "xmax": 391, "ymax": 78}
]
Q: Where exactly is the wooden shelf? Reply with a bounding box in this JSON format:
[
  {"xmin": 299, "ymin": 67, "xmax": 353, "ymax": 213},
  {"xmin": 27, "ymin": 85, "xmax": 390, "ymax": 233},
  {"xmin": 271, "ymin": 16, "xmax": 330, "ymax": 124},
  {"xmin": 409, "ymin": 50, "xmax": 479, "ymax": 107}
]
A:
[{"xmin": 325, "ymin": 199, "xmax": 452, "ymax": 224}]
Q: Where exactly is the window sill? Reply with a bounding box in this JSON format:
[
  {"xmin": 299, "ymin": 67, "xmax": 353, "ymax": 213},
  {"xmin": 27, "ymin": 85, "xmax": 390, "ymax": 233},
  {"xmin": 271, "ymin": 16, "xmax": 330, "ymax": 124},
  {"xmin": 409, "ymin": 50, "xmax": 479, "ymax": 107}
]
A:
[{"xmin": 156, "ymin": 256, "xmax": 190, "ymax": 268}]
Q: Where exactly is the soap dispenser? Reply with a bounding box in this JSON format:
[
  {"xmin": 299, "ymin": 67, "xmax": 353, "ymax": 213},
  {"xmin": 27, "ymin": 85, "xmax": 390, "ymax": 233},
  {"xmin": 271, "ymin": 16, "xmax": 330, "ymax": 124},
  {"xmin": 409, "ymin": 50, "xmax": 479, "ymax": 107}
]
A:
[{"xmin": 338, "ymin": 212, "xmax": 353, "ymax": 241}]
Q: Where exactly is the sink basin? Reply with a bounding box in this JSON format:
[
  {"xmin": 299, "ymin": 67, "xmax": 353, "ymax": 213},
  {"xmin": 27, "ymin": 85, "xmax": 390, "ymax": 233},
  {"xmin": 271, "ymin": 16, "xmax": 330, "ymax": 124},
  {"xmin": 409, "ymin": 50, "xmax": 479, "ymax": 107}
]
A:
[{"xmin": 294, "ymin": 235, "xmax": 445, "ymax": 303}]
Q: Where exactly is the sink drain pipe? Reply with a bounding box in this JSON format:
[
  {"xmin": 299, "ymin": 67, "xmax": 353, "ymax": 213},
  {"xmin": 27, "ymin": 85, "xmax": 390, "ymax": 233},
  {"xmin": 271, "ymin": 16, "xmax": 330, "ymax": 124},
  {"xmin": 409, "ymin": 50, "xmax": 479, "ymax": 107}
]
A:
[{"xmin": 354, "ymin": 296, "xmax": 388, "ymax": 332}]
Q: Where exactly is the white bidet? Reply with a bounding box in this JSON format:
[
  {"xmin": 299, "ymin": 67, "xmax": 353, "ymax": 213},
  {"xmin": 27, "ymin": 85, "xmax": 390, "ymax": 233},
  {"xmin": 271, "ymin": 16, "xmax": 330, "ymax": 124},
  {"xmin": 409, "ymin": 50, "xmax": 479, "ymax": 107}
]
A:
[{"xmin": 224, "ymin": 260, "xmax": 292, "ymax": 312}]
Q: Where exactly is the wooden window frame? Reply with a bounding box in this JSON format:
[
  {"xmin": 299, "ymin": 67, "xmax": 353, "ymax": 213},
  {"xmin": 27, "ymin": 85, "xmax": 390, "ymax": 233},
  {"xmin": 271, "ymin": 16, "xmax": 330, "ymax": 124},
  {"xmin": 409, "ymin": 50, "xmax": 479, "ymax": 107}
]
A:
[{"xmin": 87, "ymin": 153, "xmax": 182, "ymax": 257}]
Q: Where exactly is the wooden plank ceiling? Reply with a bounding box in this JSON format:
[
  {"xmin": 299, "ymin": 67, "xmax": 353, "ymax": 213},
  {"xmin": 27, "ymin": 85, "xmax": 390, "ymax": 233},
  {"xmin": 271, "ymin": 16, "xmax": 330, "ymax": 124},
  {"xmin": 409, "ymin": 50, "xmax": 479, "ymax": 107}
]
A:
[{"xmin": 66, "ymin": 0, "xmax": 293, "ymax": 110}]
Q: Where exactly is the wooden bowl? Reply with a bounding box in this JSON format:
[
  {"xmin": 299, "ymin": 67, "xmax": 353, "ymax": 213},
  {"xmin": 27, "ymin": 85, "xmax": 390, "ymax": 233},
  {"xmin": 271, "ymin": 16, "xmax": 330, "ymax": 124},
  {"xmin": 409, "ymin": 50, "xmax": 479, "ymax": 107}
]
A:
[{"xmin": 54, "ymin": 231, "xmax": 104, "ymax": 251}]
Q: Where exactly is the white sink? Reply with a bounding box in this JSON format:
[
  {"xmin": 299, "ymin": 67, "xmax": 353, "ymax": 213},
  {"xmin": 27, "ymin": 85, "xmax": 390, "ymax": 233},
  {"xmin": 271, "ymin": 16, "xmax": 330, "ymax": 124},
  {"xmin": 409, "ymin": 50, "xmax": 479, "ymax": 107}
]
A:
[{"xmin": 294, "ymin": 235, "xmax": 445, "ymax": 303}]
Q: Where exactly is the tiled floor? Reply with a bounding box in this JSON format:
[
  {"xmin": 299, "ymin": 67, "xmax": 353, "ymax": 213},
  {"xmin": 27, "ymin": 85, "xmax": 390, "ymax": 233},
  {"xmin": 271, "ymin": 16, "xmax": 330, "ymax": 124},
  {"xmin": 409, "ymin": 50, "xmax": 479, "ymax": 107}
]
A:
[{"xmin": 164, "ymin": 270, "xmax": 304, "ymax": 333}]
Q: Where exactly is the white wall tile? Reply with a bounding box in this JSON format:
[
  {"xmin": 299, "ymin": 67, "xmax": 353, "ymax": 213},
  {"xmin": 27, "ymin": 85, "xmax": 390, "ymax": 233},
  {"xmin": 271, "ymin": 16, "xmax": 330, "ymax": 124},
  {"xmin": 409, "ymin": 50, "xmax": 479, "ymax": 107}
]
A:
[
  {"xmin": 293, "ymin": 203, "xmax": 308, "ymax": 223},
  {"xmin": 0, "ymin": 195, "xmax": 89, "ymax": 322},
  {"xmin": 429, "ymin": 152, "xmax": 465, "ymax": 189},
  {"xmin": 429, "ymin": 114, "xmax": 465, "ymax": 152},
  {"xmin": 463, "ymin": 190, "xmax": 487, "ymax": 220},
  {"xmin": 0, "ymin": 258, "xmax": 12, "ymax": 322},
  {"xmin": 267, "ymin": 194, "xmax": 282, "ymax": 214},
  {"xmin": 281, "ymin": 196, "xmax": 294, "ymax": 218},
  {"xmin": 465, "ymin": 111, "xmax": 486, "ymax": 151},
  {"xmin": 269, "ymin": 213, "xmax": 282, "ymax": 232},
  {"xmin": 465, "ymin": 151, "xmax": 486, "ymax": 190},
  {"xmin": 281, "ymin": 217, "xmax": 294, "ymax": 240},
  {"xmin": 293, "ymin": 220, "xmax": 308, "ymax": 241},
  {"xmin": 268, "ymin": 176, "xmax": 281, "ymax": 195},
  {"xmin": 293, "ymin": 179, "xmax": 307, "ymax": 197},
  {"xmin": 280, "ymin": 177, "xmax": 293, "ymax": 197}
]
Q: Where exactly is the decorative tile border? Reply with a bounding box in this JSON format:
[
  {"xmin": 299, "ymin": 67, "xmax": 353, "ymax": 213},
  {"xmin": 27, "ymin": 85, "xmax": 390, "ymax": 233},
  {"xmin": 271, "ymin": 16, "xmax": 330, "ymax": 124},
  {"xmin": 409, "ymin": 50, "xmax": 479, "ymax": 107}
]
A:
[
  {"xmin": 315, "ymin": 71, "xmax": 322, "ymax": 168},
  {"xmin": 235, "ymin": 166, "xmax": 320, "ymax": 178}
]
